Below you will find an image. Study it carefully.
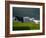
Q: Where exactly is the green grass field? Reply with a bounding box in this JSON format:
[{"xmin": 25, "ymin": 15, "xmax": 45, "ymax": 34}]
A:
[{"xmin": 13, "ymin": 20, "xmax": 40, "ymax": 31}]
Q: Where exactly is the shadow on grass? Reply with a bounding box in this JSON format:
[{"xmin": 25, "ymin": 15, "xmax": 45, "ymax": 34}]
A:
[{"xmin": 13, "ymin": 26, "xmax": 31, "ymax": 31}]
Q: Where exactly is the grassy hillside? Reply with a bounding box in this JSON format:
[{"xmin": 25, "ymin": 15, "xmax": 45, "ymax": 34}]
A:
[{"xmin": 13, "ymin": 20, "xmax": 40, "ymax": 31}]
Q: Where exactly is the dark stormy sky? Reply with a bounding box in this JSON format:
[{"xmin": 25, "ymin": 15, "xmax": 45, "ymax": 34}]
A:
[{"xmin": 13, "ymin": 7, "xmax": 40, "ymax": 20}]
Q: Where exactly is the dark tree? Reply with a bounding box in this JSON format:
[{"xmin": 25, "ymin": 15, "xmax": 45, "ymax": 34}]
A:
[{"xmin": 15, "ymin": 16, "xmax": 23, "ymax": 23}]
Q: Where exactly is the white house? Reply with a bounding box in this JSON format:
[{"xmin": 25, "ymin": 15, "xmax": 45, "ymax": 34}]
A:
[
  {"xmin": 29, "ymin": 18, "xmax": 34, "ymax": 22},
  {"xmin": 23, "ymin": 17, "xmax": 34, "ymax": 22},
  {"xmin": 23, "ymin": 17, "xmax": 40, "ymax": 24},
  {"xmin": 23, "ymin": 17, "xmax": 30, "ymax": 22}
]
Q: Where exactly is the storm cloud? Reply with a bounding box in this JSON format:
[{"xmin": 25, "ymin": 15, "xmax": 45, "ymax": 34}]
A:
[{"xmin": 13, "ymin": 7, "xmax": 40, "ymax": 20}]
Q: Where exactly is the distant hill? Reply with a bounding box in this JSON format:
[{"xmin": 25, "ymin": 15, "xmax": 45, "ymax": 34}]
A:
[{"xmin": 13, "ymin": 7, "xmax": 40, "ymax": 20}]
